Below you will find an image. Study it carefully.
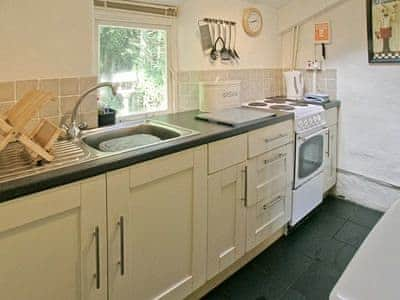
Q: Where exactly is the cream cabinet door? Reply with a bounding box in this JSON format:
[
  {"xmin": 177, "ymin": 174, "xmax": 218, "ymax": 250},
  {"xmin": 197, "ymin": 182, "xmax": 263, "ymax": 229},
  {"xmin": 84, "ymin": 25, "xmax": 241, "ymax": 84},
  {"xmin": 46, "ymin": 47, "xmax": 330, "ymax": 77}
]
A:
[
  {"xmin": 324, "ymin": 125, "xmax": 338, "ymax": 192},
  {"xmin": 107, "ymin": 147, "xmax": 207, "ymax": 300},
  {"xmin": 207, "ymin": 163, "xmax": 246, "ymax": 280},
  {"xmin": 0, "ymin": 176, "xmax": 108, "ymax": 300},
  {"xmin": 246, "ymin": 144, "xmax": 293, "ymax": 252}
]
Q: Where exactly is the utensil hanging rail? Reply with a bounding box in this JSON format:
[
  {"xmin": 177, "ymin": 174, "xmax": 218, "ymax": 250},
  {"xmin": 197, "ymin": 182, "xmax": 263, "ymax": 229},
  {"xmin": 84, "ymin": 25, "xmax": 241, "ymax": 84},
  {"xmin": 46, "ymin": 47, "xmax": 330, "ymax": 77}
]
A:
[{"xmin": 199, "ymin": 18, "xmax": 236, "ymax": 25}]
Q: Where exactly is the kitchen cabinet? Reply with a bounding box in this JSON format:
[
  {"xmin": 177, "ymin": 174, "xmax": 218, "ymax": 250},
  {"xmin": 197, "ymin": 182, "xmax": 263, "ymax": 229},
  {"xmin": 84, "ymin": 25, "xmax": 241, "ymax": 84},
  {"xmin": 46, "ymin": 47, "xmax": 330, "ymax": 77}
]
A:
[
  {"xmin": 208, "ymin": 134, "xmax": 247, "ymax": 174},
  {"xmin": 0, "ymin": 118, "xmax": 296, "ymax": 300},
  {"xmin": 246, "ymin": 143, "xmax": 294, "ymax": 252},
  {"xmin": 324, "ymin": 108, "xmax": 338, "ymax": 192},
  {"xmin": 106, "ymin": 146, "xmax": 207, "ymax": 300},
  {"xmin": 248, "ymin": 120, "xmax": 293, "ymax": 158},
  {"xmin": 0, "ymin": 176, "xmax": 108, "ymax": 300},
  {"xmin": 206, "ymin": 163, "xmax": 247, "ymax": 280}
]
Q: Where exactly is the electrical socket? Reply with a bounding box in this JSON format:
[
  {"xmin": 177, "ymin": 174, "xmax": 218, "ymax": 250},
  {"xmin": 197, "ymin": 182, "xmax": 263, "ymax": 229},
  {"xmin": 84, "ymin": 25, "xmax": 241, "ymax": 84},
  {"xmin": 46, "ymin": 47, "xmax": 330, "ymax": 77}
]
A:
[{"xmin": 306, "ymin": 60, "xmax": 322, "ymax": 70}]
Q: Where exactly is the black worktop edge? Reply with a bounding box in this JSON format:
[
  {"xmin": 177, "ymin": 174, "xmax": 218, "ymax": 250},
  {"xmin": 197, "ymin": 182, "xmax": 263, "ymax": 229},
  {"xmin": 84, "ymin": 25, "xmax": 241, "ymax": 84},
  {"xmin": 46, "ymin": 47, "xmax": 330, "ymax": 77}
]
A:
[
  {"xmin": 0, "ymin": 112, "xmax": 293, "ymax": 203},
  {"xmin": 322, "ymin": 100, "xmax": 341, "ymax": 110}
]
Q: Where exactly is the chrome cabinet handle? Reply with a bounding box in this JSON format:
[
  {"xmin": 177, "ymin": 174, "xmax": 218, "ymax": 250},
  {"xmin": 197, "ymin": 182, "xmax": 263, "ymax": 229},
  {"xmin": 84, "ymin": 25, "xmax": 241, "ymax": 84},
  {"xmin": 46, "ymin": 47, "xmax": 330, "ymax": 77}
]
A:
[
  {"xmin": 272, "ymin": 196, "xmax": 282, "ymax": 206},
  {"xmin": 241, "ymin": 166, "xmax": 248, "ymax": 206},
  {"xmin": 265, "ymin": 134, "xmax": 286, "ymax": 144},
  {"xmin": 264, "ymin": 153, "xmax": 285, "ymax": 165},
  {"xmin": 262, "ymin": 196, "xmax": 282, "ymax": 211},
  {"xmin": 118, "ymin": 216, "xmax": 125, "ymax": 276},
  {"xmin": 93, "ymin": 226, "xmax": 101, "ymax": 290}
]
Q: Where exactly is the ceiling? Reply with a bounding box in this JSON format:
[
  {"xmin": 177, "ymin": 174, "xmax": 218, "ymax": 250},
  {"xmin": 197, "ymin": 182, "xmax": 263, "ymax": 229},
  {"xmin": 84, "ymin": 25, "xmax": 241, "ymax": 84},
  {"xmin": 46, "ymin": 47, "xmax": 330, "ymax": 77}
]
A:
[
  {"xmin": 143, "ymin": 0, "xmax": 291, "ymax": 8},
  {"xmin": 262, "ymin": 0, "xmax": 291, "ymax": 8}
]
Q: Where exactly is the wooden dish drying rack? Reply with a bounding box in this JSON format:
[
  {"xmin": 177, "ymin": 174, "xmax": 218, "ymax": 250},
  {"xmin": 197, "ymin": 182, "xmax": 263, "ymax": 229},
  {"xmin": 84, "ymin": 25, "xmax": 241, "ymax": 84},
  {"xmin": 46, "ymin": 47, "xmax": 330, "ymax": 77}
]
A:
[{"xmin": 0, "ymin": 90, "xmax": 63, "ymax": 162}]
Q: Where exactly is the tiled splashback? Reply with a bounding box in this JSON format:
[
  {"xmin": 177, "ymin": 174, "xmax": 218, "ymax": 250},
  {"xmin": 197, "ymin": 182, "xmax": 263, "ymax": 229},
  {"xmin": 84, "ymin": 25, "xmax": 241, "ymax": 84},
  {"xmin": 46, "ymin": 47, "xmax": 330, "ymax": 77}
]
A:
[
  {"xmin": 0, "ymin": 76, "xmax": 98, "ymax": 132},
  {"xmin": 0, "ymin": 69, "xmax": 337, "ymax": 130},
  {"xmin": 177, "ymin": 69, "xmax": 284, "ymax": 111},
  {"xmin": 177, "ymin": 68, "xmax": 337, "ymax": 112},
  {"xmin": 285, "ymin": 69, "xmax": 338, "ymax": 100}
]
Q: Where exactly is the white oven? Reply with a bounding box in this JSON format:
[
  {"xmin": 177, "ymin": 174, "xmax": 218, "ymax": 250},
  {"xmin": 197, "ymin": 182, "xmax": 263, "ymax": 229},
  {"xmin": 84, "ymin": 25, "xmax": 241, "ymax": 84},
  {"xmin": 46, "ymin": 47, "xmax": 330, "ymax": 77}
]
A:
[
  {"xmin": 291, "ymin": 127, "xmax": 328, "ymax": 226},
  {"xmin": 295, "ymin": 127, "xmax": 328, "ymax": 188}
]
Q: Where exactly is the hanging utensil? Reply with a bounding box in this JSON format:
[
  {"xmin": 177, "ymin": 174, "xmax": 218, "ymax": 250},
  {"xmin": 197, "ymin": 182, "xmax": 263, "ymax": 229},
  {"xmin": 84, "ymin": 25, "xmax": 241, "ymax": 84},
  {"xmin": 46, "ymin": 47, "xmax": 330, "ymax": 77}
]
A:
[
  {"xmin": 227, "ymin": 22, "xmax": 235, "ymax": 60},
  {"xmin": 214, "ymin": 37, "xmax": 226, "ymax": 57},
  {"xmin": 220, "ymin": 21, "xmax": 231, "ymax": 61},
  {"xmin": 210, "ymin": 20, "xmax": 218, "ymax": 61},
  {"xmin": 199, "ymin": 19, "xmax": 213, "ymax": 52},
  {"xmin": 214, "ymin": 21, "xmax": 223, "ymax": 53},
  {"xmin": 232, "ymin": 22, "xmax": 240, "ymax": 60}
]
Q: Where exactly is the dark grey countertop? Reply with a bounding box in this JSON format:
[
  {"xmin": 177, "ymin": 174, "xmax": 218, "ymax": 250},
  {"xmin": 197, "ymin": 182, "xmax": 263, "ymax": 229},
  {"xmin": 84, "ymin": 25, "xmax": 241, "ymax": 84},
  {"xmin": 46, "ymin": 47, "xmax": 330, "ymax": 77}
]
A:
[
  {"xmin": 0, "ymin": 110, "xmax": 293, "ymax": 203},
  {"xmin": 320, "ymin": 100, "xmax": 341, "ymax": 110}
]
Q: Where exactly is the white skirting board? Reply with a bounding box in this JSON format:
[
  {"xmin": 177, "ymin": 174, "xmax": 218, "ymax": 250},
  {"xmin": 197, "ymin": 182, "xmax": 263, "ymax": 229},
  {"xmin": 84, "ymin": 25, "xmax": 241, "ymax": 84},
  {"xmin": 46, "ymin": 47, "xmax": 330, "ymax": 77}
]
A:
[{"xmin": 336, "ymin": 170, "xmax": 400, "ymax": 212}]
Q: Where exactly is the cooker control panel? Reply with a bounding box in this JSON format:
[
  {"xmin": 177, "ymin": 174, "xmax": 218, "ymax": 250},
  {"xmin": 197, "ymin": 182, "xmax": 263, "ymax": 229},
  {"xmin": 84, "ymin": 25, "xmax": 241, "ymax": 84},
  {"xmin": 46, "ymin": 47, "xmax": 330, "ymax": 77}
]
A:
[{"xmin": 296, "ymin": 112, "xmax": 326, "ymax": 133}]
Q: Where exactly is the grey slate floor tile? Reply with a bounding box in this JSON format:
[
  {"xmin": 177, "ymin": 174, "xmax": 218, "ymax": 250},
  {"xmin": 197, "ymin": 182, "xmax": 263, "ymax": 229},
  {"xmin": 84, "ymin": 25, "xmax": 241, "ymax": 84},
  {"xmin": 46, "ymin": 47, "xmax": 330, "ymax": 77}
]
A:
[
  {"xmin": 318, "ymin": 196, "xmax": 359, "ymax": 220},
  {"xmin": 294, "ymin": 212, "xmax": 347, "ymax": 239},
  {"xmin": 251, "ymin": 247, "xmax": 313, "ymax": 287},
  {"xmin": 291, "ymin": 261, "xmax": 341, "ymax": 300},
  {"xmin": 201, "ymin": 288, "xmax": 229, "ymax": 300},
  {"xmin": 350, "ymin": 205, "xmax": 383, "ymax": 228},
  {"xmin": 334, "ymin": 221, "xmax": 371, "ymax": 248},
  {"xmin": 202, "ymin": 197, "xmax": 382, "ymax": 300},
  {"xmin": 279, "ymin": 288, "xmax": 306, "ymax": 300},
  {"xmin": 216, "ymin": 264, "xmax": 289, "ymax": 300}
]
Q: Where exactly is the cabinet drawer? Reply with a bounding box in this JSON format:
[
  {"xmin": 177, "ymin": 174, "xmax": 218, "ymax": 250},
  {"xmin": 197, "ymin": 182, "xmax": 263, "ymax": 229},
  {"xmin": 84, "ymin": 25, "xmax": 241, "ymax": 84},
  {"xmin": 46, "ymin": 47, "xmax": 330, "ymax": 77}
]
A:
[
  {"xmin": 208, "ymin": 134, "xmax": 247, "ymax": 174},
  {"xmin": 254, "ymin": 197, "xmax": 286, "ymax": 245},
  {"xmin": 248, "ymin": 121, "xmax": 293, "ymax": 158},
  {"xmin": 326, "ymin": 107, "xmax": 338, "ymax": 127},
  {"xmin": 247, "ymin": 146, "xmax": 289, "ymax": 207}
]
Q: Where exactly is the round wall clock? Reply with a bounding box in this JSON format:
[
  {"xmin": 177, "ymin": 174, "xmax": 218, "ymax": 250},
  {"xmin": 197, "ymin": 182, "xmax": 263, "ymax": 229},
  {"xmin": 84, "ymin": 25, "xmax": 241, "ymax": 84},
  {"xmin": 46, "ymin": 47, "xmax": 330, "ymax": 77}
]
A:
[{"xmin": 242, "ymin": 8, "xmax": 263, "ymax": 37}]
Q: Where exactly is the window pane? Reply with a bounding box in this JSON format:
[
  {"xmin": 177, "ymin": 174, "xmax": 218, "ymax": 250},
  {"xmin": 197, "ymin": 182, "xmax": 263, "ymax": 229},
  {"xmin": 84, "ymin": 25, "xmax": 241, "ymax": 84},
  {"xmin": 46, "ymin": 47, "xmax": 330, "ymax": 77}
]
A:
[
  {"xmin": 298, "ymin": 135, "xmax": 324, "ymax": 179},
  {"xmin": 98, "ymin": 25, "xmax": 168, "ymax": 116}
]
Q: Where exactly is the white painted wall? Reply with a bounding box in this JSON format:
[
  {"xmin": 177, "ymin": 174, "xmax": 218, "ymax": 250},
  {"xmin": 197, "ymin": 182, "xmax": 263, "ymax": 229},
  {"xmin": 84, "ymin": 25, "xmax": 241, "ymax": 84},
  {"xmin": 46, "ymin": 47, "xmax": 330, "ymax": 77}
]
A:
[
  {"xmin": 0, "ymin": 0, "xmax": 283, "ymax": 78},
  {"xmin": 281, "ymin": 0, "xmax": 400, "ymax": 211},
  {"xmin": 177, "ymin": 0, "xmax": 282, "ymax": 71},
  {"xmin": 0, "ymin": 0, "xmax": 93, "ymax": 81},
  {"xmin": 278, "ymin": 0, "xmax": 345, "ymax": 32}
]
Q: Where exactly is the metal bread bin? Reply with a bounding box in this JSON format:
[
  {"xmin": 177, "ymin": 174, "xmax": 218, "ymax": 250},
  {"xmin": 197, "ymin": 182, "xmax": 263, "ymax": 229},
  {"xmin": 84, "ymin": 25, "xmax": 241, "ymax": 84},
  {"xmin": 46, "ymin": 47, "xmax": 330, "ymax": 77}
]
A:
[{"xmin": 199, "ymin": 80, "xmax": 241, "ymax": 112}]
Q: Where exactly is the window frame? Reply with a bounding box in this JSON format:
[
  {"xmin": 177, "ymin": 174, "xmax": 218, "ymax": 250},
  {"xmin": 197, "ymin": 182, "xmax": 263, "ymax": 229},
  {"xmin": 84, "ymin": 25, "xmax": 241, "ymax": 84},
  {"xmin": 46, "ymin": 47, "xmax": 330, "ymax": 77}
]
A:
[{"xmin": 93, "ymin": 7, "xmax": 178, "ymax": 122}]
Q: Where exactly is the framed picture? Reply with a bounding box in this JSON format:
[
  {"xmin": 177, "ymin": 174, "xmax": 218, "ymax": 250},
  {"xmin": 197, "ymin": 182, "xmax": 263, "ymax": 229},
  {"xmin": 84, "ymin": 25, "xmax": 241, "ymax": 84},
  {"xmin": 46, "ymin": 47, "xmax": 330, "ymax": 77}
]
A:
[{"xmin": 367, "ymin": 0, "xmax": 400, "ymax": 63}]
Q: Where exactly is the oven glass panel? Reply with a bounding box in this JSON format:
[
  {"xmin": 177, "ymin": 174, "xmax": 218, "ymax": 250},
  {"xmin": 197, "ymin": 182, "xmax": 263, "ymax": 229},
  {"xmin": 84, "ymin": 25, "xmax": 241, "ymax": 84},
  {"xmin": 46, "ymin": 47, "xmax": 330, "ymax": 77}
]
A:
[{"xmin": 298, "ymin": 135, "xmax": 324, "ymax": 179}]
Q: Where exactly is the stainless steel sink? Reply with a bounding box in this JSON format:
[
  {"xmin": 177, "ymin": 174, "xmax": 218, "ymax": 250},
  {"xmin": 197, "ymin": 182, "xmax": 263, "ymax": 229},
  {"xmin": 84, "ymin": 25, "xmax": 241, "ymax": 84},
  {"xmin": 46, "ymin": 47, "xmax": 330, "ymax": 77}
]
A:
[
  {"xmin": 80, "ymin": 120, "xmax": 199, "ymax": 154},
  {"xmin": 0, "ymin": 120, "xmax": 198, "ymax": 184}
]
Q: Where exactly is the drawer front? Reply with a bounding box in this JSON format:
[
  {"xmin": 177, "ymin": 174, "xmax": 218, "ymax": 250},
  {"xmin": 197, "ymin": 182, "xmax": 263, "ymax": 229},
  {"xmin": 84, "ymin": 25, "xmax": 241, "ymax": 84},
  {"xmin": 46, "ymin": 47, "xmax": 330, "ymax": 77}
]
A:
[
  {"xmin": 248, "ymin": 120, "xmax": 293, "ymax": 158},
  {"xmin": 247, "ymin": 146, "xmax": 289, "ymax": 207},
  {"xmin": 326, "ymin": 107, "xmax": 338, "ymax": 127},
  {"xmin": 253, "ymin": 197, "xmax": 286, "ymax": 248},
  {"xmin": 208, "ymin": 134, "xmax": 247, "ymax": 174},
  {"xmin": 256, "ymin": 196, "xmax": 285, "ymax": 221}
]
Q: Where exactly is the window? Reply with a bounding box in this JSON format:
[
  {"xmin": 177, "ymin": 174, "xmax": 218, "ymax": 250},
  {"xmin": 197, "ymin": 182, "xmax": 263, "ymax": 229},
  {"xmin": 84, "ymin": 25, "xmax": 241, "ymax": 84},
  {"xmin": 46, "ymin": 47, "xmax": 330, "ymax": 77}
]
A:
[{"xmin": 95, "ymin": 9, "xmax": 176, "ymax": 118}]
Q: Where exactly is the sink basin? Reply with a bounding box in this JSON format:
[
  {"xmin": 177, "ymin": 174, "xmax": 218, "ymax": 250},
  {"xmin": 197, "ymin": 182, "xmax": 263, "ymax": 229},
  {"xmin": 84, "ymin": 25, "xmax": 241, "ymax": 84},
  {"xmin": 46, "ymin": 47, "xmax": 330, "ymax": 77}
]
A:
[{"xmin": 80, "ymin": 120, "xmax": 199, "ymax": 154}]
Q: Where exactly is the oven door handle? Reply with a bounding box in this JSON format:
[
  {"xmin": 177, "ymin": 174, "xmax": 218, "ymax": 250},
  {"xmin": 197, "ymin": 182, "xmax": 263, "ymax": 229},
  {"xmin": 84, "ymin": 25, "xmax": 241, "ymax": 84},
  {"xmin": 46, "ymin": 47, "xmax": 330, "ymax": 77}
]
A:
[{"xmin": 326, "ymin": 129, "xmax": 330, "ymax": 157}]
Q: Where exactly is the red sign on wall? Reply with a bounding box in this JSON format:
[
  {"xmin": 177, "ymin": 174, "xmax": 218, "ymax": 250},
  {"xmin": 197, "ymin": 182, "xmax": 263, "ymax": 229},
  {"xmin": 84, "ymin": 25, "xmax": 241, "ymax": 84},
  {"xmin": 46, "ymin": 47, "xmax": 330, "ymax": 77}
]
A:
[{"xmin": 315, "ymin": 22, "xmax": 331, "ymax": 44}]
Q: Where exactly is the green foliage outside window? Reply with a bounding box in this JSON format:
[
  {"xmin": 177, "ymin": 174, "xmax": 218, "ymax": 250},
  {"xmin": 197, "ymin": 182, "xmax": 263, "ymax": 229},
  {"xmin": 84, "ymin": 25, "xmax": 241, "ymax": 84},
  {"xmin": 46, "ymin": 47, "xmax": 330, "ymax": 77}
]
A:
[{"xmin": 98, "ymin": 25, "xmax": 168, "ymax": 116}]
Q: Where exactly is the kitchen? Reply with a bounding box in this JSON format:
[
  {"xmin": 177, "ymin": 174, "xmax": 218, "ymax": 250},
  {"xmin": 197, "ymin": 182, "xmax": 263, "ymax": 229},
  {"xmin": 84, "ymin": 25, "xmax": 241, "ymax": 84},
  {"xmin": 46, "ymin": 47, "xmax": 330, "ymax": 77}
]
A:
[{"xmin": 0, "ymin": 0, "xmax": 398, "ymax": 299}]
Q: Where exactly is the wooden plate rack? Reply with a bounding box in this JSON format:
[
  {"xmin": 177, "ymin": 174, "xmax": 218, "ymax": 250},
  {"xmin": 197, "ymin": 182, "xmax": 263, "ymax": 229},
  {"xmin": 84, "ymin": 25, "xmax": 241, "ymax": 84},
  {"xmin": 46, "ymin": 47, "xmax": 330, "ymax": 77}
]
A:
[{"xmin": 0, "ymin": 90, "xmax": 63, "ymax": 162}]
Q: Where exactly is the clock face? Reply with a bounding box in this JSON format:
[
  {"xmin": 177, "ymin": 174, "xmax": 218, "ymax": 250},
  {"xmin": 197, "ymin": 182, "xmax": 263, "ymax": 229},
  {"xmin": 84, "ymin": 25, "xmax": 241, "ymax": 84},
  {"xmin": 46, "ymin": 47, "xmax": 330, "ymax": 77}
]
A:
[{"xmin": 243, "ymin": 8, "xmax": 263, "ymax": 36}]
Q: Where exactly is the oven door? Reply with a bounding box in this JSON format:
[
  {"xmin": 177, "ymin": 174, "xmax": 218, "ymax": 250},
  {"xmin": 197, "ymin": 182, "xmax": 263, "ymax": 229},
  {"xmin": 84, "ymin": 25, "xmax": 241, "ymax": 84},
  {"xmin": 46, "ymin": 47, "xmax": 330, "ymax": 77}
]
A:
[{"xmin": 294, "ymin": 128, "xmax": 328, "ymax": 188}]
